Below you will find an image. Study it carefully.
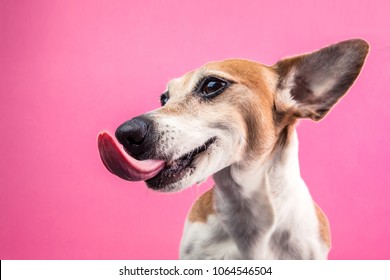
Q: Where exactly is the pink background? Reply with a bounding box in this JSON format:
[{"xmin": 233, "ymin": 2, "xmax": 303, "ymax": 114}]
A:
[{"xmin": 1, "ymin": 0, "xmax": 389, "ymax": 260}]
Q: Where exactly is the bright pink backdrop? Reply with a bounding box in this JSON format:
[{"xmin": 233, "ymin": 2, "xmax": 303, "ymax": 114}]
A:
[{"xmin": 1, "ymin": 0, "xmax": 389, "ymax": 259}]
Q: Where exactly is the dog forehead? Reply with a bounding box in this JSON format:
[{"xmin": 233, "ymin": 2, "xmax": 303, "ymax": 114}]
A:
[
  {"xmin": 203, "ymin": 59, "xmax": 267, "ymax": 82},
  {"xmin": 167, "ymin": 58, "xmax": 277, "ymax": 97}
]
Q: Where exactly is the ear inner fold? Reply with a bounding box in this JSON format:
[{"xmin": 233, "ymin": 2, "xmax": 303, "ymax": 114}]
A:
[{"xmin": 274, "ymin": 39, "xmax": 369, "ymax": 121}]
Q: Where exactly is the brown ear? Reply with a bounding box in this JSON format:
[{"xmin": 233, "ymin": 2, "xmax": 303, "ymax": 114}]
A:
[{"xmin": 274, "ymin": 39, "xmax": 369, "ymax": 121}]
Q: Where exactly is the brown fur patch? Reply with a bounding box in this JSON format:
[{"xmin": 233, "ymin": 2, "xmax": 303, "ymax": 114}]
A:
[
  {"xmin": 188, "ymin": 189, "xmax": 215, "ymax": 223},
  {"xmin": 205, "ymin": 59, "xmax": 274, "ymax": 96},
  {"xmin": 314, "ymin": 202, "xmax": 331, "ymax": 248}
]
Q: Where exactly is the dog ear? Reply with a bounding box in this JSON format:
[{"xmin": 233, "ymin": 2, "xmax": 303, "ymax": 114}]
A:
[{"xmin": 274, "ymin": 39, "xmax": 369, "ymax": 121}]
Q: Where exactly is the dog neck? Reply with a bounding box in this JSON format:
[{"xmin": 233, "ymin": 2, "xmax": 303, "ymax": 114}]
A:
[{"xmin": 212, "ymin": 125, "xmax": 314, "ymax": 259}]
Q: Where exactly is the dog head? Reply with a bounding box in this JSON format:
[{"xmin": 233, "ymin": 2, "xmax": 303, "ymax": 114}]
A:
[{"xmin": 98, "ymin": 39, "xmax": 368, "ymax": 192}]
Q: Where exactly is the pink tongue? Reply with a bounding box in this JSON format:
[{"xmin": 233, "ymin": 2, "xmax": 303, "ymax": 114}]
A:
[{"xmin": 97, "ymin": 131, "xmax": 165, "ymax": 181}]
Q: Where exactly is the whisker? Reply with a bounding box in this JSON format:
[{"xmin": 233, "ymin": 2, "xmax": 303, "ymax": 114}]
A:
[{"xmin": 213, "ymin": 187, "xmax": 225, "ymax": 205}]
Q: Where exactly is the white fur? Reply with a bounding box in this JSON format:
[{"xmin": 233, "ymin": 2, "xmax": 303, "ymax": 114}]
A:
[
  {"xmin": 181, "ymin": 129, "xmax": 328, "ymax": 259},
  {"xmin": 180, "ymin": 216, "xmax": 241, "ymax": 259}
]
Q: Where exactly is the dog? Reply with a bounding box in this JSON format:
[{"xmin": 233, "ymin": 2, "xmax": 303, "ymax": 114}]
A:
[{"xmin": 98, "ymin": 39, "xmax": 369, "ymax": 259}]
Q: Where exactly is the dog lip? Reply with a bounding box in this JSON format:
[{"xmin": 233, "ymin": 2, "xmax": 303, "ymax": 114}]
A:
[
  {"xmin": 171, "ymin": 137, "xmax": 216, "ymax": 164},
  {"xmin": 145, "ymin": 137, "xmax": 217, "ymax": 190}
]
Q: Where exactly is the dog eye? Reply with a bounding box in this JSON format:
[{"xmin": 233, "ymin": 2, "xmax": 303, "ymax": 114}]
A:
[
  {"xmin": 160, "ymin": 92, "xmax": 169, "ymax": 106},
  {"xmin": 200, "ymin": 77, "xmax": 228, "ymax": 97}
]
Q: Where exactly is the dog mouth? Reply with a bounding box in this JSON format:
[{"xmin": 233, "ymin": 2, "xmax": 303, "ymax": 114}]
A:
[
  {"xmin": 146, "ymin": 137, "xmax": 216, "ymax": 190},
  {"xmin": 98, "ymin": 131, "xmax": 216, "ymax": 189}
]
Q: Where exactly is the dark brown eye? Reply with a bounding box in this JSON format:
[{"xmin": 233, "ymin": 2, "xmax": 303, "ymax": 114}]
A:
[
  {"xmin": 160, "ymin": 92, "xmax": 169, "ymax": 106},
  {"xmin": 200, "ymin": 77, "xmax": 228, "ymax": 97}
]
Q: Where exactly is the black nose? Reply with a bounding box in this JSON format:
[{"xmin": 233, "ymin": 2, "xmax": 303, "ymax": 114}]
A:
[{"xmin": 115, "ymin": 116, "xmax": 151, "ymax": 156}]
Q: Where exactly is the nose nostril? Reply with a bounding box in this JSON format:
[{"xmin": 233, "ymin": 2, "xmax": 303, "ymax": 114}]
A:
[
  {"xmin": 126, "ymin": 134, "xmax": 143, "ymax": 145},
  {"xmin": 115, "ymin": 116, "xmax": 151, "ymax": 154}
]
